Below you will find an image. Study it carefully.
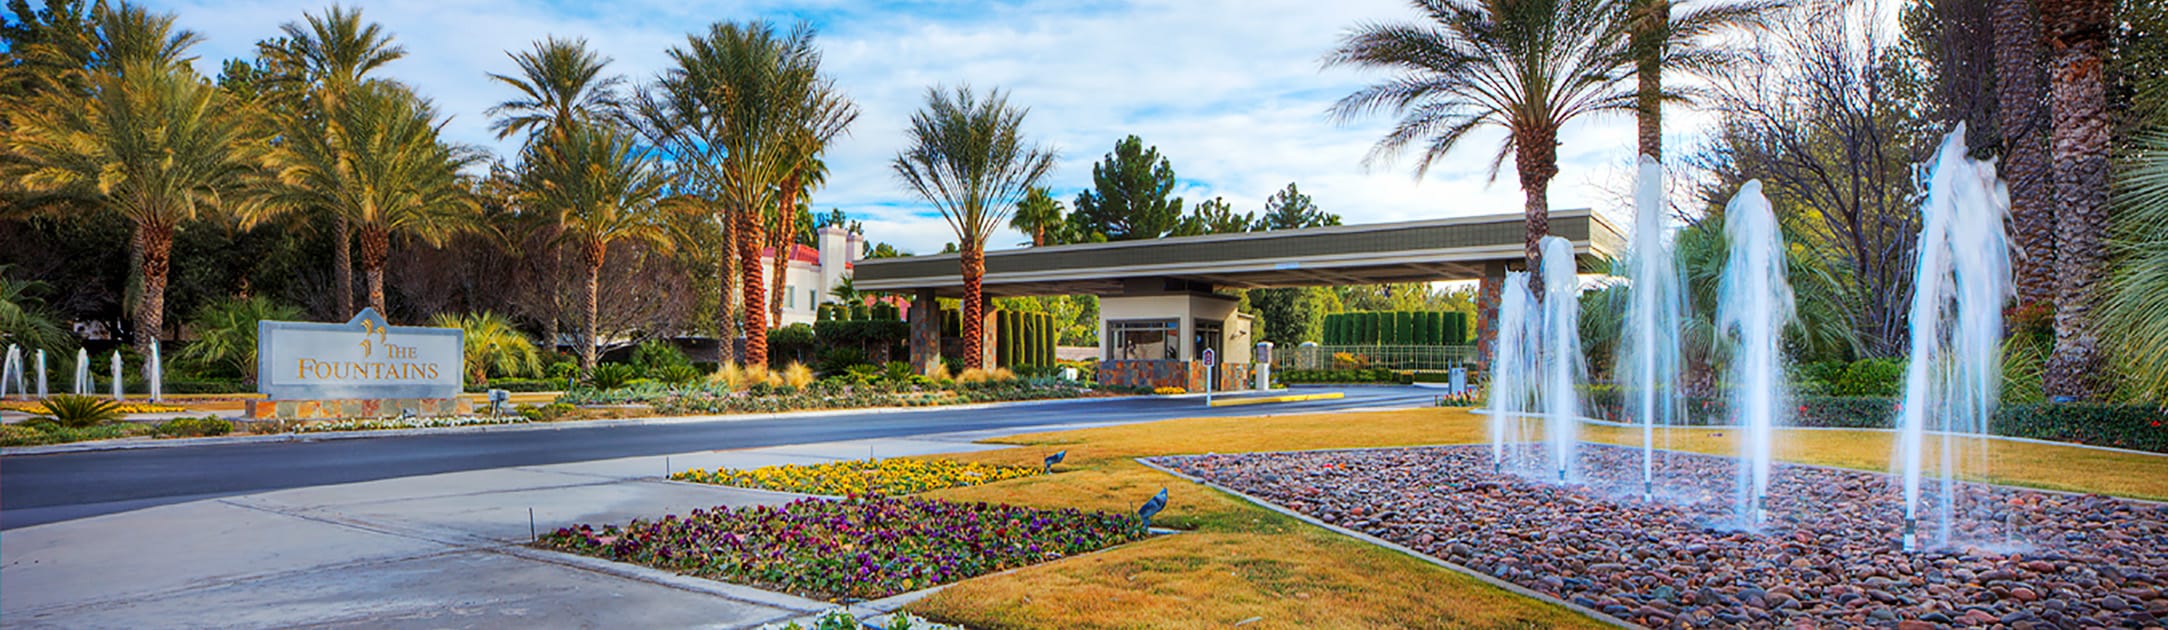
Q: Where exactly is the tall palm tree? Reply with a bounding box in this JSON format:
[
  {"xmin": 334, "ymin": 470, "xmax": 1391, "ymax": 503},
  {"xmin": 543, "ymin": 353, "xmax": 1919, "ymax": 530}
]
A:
[
  {"xmin": 1625, "ymin": 0, "xmax": 1779, "ymax": 161},
  {"xmin": 892, "ymin": 85, "xmax": 1057, "ymax": 370},
  {"xmin": 638, "ymin": 21, "xmax": 850, "ymax": 367},
  {"xmin": 1992, "ymin": 0, "xmax": 2054, "ymax": 306},
  {"xmin": 2, "ymin": 4, "xmax": 261, "ymax": 355},
  {"xmin": 2039, "ymin": 0, "xmax": 2111, "ymax": 400},
  {"xmin": 486, "ymin": 36, "xmax": 622, "ymax": 143},
  {"xmin": 1011, "ymin": 186, "xmax": 1065, "ymax": 246},
  {"xmin": 1327, "ymin": 0, "xmax": 1638, "ymax": 288},
  {"xmin": 262, "ymin": 81, "xmax": 482, "ymax": 315},
  {"xmin": 519, "ymin": 119, "xmax": 670, "ymax": 374},
  {"xmin": 260, "ymin": 5, "xmax": 405, "ymax": 319}
]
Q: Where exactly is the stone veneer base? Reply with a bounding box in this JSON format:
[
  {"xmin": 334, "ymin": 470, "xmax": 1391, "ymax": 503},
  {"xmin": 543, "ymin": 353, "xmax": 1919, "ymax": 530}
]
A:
[{"xmin": 245, "ymin": 397, "xmax": 472, "ymax": 420}]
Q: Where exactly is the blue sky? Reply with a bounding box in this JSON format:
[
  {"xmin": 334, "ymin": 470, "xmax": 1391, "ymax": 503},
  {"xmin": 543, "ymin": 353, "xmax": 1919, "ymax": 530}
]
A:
[{"xmin": 148, "ymin": 0, "xmax": 1691, "ymax": 254}]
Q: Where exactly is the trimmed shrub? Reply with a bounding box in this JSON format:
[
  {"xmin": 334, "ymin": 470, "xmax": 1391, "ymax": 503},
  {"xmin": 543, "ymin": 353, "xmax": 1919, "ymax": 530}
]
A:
[
  {"xmin": 590, "ymin": 363, "xmax": 639, "ymax": 389},
  {"xmin": 156, "ymin": 416, "xmax": 234, "ymax": 437},
  {"xmin": 1279, "ymin": 368, "xmax": 1410, "ymax": 384},
  {"xmin": 1993, "ymin": 403, "xmax": 2168, "ymax": 452},
  {"xmin": 1834, "ymin": 358, "xmax": 1905, "ymax": 397}
]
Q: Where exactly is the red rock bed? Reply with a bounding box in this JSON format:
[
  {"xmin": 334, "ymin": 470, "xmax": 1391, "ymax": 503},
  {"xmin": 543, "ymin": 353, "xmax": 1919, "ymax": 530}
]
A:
[{"xmin": 1150, "ymin": 444, "xmax": 2168, "ymax": 628}]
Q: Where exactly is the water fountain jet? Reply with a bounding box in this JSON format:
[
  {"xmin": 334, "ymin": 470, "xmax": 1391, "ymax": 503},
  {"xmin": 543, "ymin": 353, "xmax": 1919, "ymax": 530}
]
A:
[
  {"xmin": 1716, "ymin": 181, "xmax": 1794, "ymax": 528},
  {"xmin": 1897, "ymin": 125, "xmax": 2011, "ymax": 552},
  {"xmin": 1538, "ymin": 236, "xmax": 1586, "ymax": 484},
  {"xmin": 1618, "ymin": 156, "xmax": 1685, "ymax": 501}
]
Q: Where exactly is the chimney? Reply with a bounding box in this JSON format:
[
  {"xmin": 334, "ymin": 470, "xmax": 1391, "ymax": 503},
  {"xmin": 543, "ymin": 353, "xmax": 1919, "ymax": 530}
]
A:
[{"xmin": 818, "ymin": 225, "xmax": 849, "ymax": 303}]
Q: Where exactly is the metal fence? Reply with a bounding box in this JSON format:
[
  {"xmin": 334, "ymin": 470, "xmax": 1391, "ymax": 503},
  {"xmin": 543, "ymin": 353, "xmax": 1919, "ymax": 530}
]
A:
[{"xmin": 1275, "ymin": 344, "xmax": 1478, "ymax": 371}]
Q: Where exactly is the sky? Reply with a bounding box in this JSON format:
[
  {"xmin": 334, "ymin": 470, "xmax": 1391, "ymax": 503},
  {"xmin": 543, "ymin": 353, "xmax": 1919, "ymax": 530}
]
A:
[{"xmin": 148, "ymin": 0, "xmax": 1711, "ymax": 255}]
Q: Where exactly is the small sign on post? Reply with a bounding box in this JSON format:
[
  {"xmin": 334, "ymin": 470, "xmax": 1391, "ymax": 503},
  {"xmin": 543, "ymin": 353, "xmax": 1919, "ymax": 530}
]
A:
[{"xmin": 1201, "ymin": 348, "xmax": 1216, "ymax": 406}]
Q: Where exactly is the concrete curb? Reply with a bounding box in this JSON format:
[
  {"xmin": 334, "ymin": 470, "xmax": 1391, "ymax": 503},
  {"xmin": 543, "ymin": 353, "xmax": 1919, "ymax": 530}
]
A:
[
  {"xmin": 496, "ymin": 545, "xmax": 834, "ymax": 617},
  {"xmin": 1132, "ymin": 457, "xmax": 1642, "ymax": 630},
  {"xmin": 0, "ymin": 395, "xmax": 1148, "ymax": 457}
]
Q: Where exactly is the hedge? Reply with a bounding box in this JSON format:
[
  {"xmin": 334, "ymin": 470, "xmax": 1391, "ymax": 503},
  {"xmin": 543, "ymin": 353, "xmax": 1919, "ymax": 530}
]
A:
[
  {"xmin": 1320, "ymin": 311, "xmax": 1469, "ymax": 345},
  {"xmin": 1586, "ymin": 389, "xmax": 2168, "ymax": 453}
]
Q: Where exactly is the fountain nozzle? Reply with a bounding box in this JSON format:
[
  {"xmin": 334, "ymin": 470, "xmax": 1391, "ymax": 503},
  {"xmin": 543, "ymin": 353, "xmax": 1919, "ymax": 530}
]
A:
[{"xmin": 1902, "ymin": 518, "xmax": 1918, "ymax": 553}]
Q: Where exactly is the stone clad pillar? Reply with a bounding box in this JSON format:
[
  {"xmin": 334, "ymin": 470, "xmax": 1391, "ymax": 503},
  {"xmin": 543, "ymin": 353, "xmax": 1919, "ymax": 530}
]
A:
[
  {"xmin": 978, "ymin": 295, "xmax": 999, "ymax": 370},
  {"xmin": 1475, "ymin": 260, "xmax": 1506, "ymax": 374},
  {"xmin": 909, "ymin": 288, "xmax": 940, "ymax": 375}
]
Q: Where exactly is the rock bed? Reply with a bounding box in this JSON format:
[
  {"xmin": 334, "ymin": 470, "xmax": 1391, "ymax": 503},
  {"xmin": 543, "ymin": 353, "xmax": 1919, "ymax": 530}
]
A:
[{"xmin": 1151, "ymin": 444, "xmax": 2168, "ymax": 628}]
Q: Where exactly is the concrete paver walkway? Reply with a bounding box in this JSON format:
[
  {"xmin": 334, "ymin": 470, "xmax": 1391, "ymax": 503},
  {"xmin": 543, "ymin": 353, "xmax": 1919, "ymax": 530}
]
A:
[{"xmin": 1, "ymin": 433, "xmax": 1017, "ymax": 629}]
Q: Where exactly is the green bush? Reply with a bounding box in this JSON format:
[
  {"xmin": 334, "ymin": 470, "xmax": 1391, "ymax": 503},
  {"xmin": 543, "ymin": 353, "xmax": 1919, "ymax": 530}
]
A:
[
  {"xmin": 35, "ymin": 394, "xmax": 124, "ymax": 428},
  {"xmin": 1993, "ymin": 403, "xmax": 2168, "ymax": 452},
  {"xmin": 770, "ymin": 323, "xmax": 819, "ymax": 363},
  {"xmin": 156, "ymin": 415, "xmax": 234, "ymax": 437},
  {"xmin": 631, "ymin": 340, "xmax": 692, "ymax": 374},
  {"xmin": 816, "ymin": 347, "xmax": 870, "ymax": 374},
  {"xmin": 590, "ymin": 363, "xmax": 639, "ymax": 389},
  {"xmin": 883, "ymin": 361, "xmax": 915, "ymax": 383},
  {"xmin": 652, "ymin": 364, "xmax": 702, "ymax": 385},
  {"xmin": 1834, "ymin": 358, "xmax": 1905, "ymax": 397},
  {"xmin": 1794, "ymin": 361, "xmax": 1850, "ymax": 396},
  {"xmin": 518, "ymin": 402, "xmax": 577, "ymax": 422},
  {"xmin": 547, "ymin": 361, "xmax": 579, "ymax": 379}
]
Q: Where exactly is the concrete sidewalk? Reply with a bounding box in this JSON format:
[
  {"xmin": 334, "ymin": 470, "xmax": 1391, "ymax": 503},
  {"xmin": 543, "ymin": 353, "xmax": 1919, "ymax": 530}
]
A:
[{"xmin": 0, "ymin": 432, "xmax": 1022, "ymax": 629}]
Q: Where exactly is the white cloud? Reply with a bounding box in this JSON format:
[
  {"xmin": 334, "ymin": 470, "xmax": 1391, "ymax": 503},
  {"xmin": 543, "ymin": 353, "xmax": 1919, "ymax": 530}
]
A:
[{"xmin": 152, "ymin": 0, "xmax": 1685, "ymax": 256}]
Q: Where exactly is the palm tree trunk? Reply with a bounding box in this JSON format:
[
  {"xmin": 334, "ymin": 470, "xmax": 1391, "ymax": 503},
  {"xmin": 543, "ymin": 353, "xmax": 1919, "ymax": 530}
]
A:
[
  {"xmin": 960, "ymin": 246, "xmax": 987, "ymax": 370},
  {"xmin": 359, "ymin": 225, "xmax": 390, "ymax": 315},
  {"xmin": 717, "ymin": 212, "xmax": 741, "ymax": 365},
  {"xmin": 739, "ymin": 203, "xmax": 768, "ymax": 367},
  {"xmin": 334, "ymin": 215, "xmax": 354, "ymax": 318},
  {"xmin": 581, "ymin": 238, "xmax": 605, "ymax": 377},
  {"xmin": 1632, "ymin": 0, "xmax": 1669, "ymax": 162},
  {"xmin": 133, "ymin": 221, "xmax": 174, "ymax": 356},
  {"xmin": 2041, "ymin": 0, "xmax": 2111, "ymax": 400},
  {"xmin": 770, "ymin": 176, "xmax": 799, "ymax": 325},
  {"xmin": 1030, "ymin": 228, "xmax": 1045, "ymax": 247},
  {"xmin": 1515, "ymin": 127, "xmax": 1560, "ymax": 297},
  {"xmin": 1994, "ymin": 0, "xmax": 2055, "ymax": 306}
]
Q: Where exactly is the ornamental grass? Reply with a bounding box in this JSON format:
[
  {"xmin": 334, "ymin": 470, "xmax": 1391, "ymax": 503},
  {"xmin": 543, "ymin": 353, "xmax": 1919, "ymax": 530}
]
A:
[
  {"xmin": 537, "ymin": 495, "xmax": 1144, "ymax": 601},
  {"xmin": 672, "ymin": 458, "xmax": 1041, "ymax": 496}
]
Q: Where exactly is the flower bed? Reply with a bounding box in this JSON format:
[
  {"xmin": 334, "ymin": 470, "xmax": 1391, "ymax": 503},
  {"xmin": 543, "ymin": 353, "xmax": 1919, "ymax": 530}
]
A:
[
  {"xmin": 537, "ymin": 496, "xmax": 1145, "ymax": 601},
  {"xmin": 673, "ymin": 458, "xmax": 1041, "ymax": 496},
  {"xmin": 562, "ymin": 377, "xmax": 1103, "ymax": 415},
  {"xmin": 293, "ymin": 415, "xmax": 528, "ymax": 433},
  {"xmin": 0, "ymin": 400, "xmax": 188, "ymax": 414}
]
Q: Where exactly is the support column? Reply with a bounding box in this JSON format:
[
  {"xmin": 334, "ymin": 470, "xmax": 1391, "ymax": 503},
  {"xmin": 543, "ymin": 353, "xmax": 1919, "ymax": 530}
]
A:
[
  {"xmin": 909, "ymin": 288, "xmax": 940, "ymax": 375},
  {"xmin": 1475, "ymin": 260, "xmax": 1506, "ymax": 374},
  {"xmin": 978, "ymin": 295, "xmax": 999, "ymax": 370}
]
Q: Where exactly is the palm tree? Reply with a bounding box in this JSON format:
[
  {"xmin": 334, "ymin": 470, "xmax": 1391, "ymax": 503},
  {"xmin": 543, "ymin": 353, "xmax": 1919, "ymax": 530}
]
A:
[
  {"xmin": 2100, "ymin": 128, "xmax": 2168, "ymax": 401},
  {"xmin": 771, "ymin": 157, "xmax": 844, "ymax": 325},
  {"xmin": 486, "ymin": 36, "xmax": 622, "ymax": 143},
  {"xmin": 259, "ymin": 5, "xmax": 405, "ymax": 319},
  {"xmin": 892, "ymin": 85, "xmax": 1057, "ymax": 370},
  {"xmin": 262, "ymin": 80, "xmax": 483, "ymax": 315},
  {"xmin": 638, "ymin": 21, "xmax": 852, "ymax": 367},
  {"xmin": 3, "ymin": 9, "xmax": 261, "ymax": 355},
  {"xmin": 518, "ymin": 119, "xmax": 670, "ymax": 374},
  {"xmin": 1992, "ymin": 0, "xmax": 2054, "ymax": 306},
  {"xmin": 0, "ymin": 265, "xmax": 68, "ymax": 352},
  {"xmin": 2039, "ymin": 0, "xmax": 2112, "ymax": 400},
  {"xmin": 178, "ymin": 295, "xmax": 303, "ymax": 384},
  {"xmin": 1011, "ymin": 186, "xmax": 1065, "ymax": 246},
  {"xmin": 427, "ymin": 311, "xmax": 543, "ymax": 387},
  {"xmin": 1624, "ymin": 0, "xmax": 1779, "ymax": 161},
  {"xmin": 1326, "ymin": 0, "xmax": 1637, "ymax": 286}
]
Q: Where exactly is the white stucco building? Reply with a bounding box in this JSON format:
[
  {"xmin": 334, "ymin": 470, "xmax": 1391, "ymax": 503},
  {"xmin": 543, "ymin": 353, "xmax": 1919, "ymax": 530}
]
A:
[{"xmin": 763, "ymin": 226, "xmax": 865, "ymax": 328}]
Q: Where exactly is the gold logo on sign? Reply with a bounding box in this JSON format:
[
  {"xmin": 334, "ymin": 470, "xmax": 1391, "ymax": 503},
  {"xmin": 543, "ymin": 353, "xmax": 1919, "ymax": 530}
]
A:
[{"xmin": 359, "ymin": 319, "xmax": 388, "ymax": 357}]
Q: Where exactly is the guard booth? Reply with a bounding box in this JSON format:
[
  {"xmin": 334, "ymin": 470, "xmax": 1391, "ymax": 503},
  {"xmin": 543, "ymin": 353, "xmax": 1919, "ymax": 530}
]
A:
[{"xmin": 851, "ymin": 210, "xmax": 1625, "ymax": 389}]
